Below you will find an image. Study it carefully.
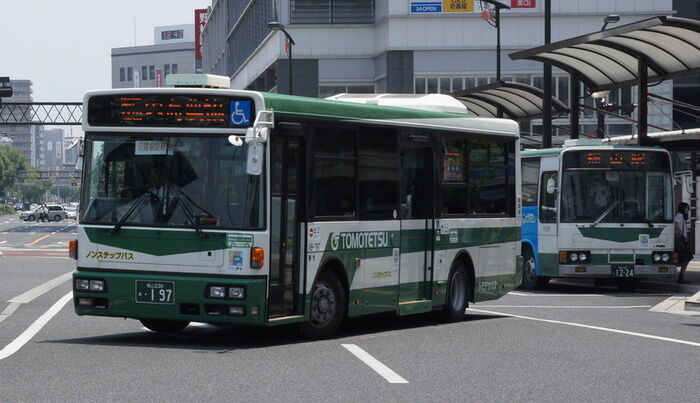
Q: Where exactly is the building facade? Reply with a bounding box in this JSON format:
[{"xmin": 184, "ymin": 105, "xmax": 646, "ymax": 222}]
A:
[
  {"xmin": 1, "ymin": 80, "xmax": 34, "ymax": 164},
  {"xmin": 111, "ymin": 25, "xmax": 196, "ymax": 89},
  {"xmin": 201, "ymin": 0, "xmax": 676, "ymax": 141}
]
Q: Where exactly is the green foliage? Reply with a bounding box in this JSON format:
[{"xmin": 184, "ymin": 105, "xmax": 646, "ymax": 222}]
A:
[
  {"xmin": 0, "ymin": 145, "xmax": 30, "ymax": 195},
  {"xmin": 14, "ymin": 180, "xmax": 54, "ymax": 203}
]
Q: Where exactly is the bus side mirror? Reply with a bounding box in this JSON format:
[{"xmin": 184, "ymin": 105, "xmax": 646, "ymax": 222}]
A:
[
  {"xmin": 246, "ymin": 143, "xmax": 264, "ymax": 176},
  {"xmin": 546, "ymin": 178, "xmax": 557, "ymax": 194}
]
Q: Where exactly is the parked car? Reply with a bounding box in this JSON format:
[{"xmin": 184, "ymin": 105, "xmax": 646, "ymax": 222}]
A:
[
  {"xmin": 64, "ymin": 206, "xmax": 78, "ymax": 220},
  {"xmin": 13, "ymin": 202, "xmax": 24, "ymax": 211},
  {"xmin": 19, "ymin": 205, "xmax": 68, "ymax": 222}
]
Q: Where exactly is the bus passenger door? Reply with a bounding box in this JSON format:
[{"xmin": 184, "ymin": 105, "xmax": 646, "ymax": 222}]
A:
[
  {"xmin": 269, "ymin": 133, "xmax": 304, "ymax": 318},
  {"xmin": 399, "ymin": 141, "xmax": 434, "ymax": 302}
]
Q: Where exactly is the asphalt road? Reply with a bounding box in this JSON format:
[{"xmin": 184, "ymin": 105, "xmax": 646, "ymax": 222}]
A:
[{"xmin": 0, "ymin": 215, "xmax": 698, "ymax": 401}]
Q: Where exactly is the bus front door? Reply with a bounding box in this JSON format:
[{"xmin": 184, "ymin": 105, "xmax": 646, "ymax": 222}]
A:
[
  {"xmin": 269, "ymin": 134, "xmax": 304, "ymax": 318},
  {"xmin": 399, "ymin": 143, "xmax": 434, "ymax": 303}
]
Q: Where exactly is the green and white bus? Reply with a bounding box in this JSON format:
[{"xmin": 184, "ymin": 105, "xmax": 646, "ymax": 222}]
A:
[
  {"xmin": 521, "ymin": 139, "xmax": 675, "ymax": 291},
  {"xmin": 72, "ymin": 80, "xmax": 521, "ymax": 337}
]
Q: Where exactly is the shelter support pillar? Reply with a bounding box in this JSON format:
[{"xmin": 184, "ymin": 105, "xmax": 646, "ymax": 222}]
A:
[
  {"xmin": 542, "ymin": 0, "xmax": 552, "ymax": 148},
  {"xmin": 638, "ymin": 58, "xmax": 648, "ymax": 145},
  {"xmin": 569, "ymin": 75, "xmax": 580, "ymax": 139}
]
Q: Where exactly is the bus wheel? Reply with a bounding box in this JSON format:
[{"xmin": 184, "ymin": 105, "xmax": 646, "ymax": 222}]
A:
[
  {"xmin": 615, "ymin": 278, "xmax": 639, "ymax": 292},
  {"xmin": 301, "ymin": 271, "xmax": 346, "ymax": 338},
  {"xmin": 521, "ymin": 247, "xmax": 548, "ymax": 290},
  {"xmin": 140, "ymin": 319, "xmax": 189, "ymax": 333},
  {"xmin": 443, "ymin": 261, "xmax": 468, "ymax": 322}
]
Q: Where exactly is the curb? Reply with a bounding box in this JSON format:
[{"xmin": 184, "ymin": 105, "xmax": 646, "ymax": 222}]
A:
[
  {"xmin": 685, "ymin": 291, "xmax": 700, "ymax": 312},
  {"xmin": 638, "ymin": 280, "xmax": 700, "ymax": 294}
]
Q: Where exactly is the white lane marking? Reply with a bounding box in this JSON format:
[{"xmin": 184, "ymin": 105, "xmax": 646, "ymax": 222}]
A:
[
  {"xmin": 0, "ymin": 241, "xmax": 6, "ymax": 244},
  {"xmin": 341, "ymin": 344, "xmax": 409, "ymax": 384},
  {"xmin": 468, "ymin": 308, "xmax": 700, "ymax": 348},
  {"xmin": 0, "ymin": 292, "xmax": 73, "ymax": 361},
  {"xmin": 0, "ymin": 302, "xmax": 21, "ymax": 325},
  {"xmin": 8, "ymin": 271, "xmax": 73, "ymax": 304},
  {"xmin": 1, "ymin": 232, "xmax": 7, "ymax": 235},
  {"xmin": 476, "ymin": 305, "xmax": 651, "ymax": 309}
]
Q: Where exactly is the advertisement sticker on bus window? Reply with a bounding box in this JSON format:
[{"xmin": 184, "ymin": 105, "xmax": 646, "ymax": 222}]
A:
[
  {"xmin": 228, "ymin": 251, "xmax": 244, "ymax": 271},
  {"xmin": 229, "ymin": 100, "xmax": 252, "ymax": 127},
  {"xmin": 227, "ymin": 233, "xmax": 254, "ymax": 248},
  {"xmin": 135, "ymin": 140, "xmax": 170, "ymax": 155},
  {"xmin": 639, "ymin": 234, "xmax": 650, "ymax": 247},
  {"xmin": 308, "ymin": 225, "xmax": 322, "ymax": 251},
  {"xmin": 449, "ymin": 229, "xmax": 458, "ymax": 244},
  {"xmin": 439, "ymin": 220, "xmax": 450, "ymax": 235}
]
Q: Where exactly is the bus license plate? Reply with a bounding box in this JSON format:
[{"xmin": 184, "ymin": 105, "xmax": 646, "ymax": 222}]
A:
[
  {"xmin": 135, "ymin": 281, "xmax": 174, "ymax": 304},
  {"xmin": 612, "ymin": 265, "xmax": 634, "ymax": 278}
]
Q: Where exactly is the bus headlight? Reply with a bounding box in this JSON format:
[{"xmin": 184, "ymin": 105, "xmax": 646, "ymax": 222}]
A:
[
  {"xmin": 228, "ymin": 287, "xmax": 245, "ymax": 300},
  {"xmin": 661, "ymin": 253, "xmax": 670, "ymax": 262},
  {"xmin": 569, "ymin": 253, "xmax": 578, "ymax": 262},
  {"xmin": 653, "ymin": 253, "xmax": 662, "ymax": 262},
  {"xmin": 578, "ymin": 253, "xmax": 587, "ymax": 262},
  {"xmin": 209, "ymin": 286, "xmax": 226, "ymax": 298},
  {"xmin": 75, "ymin": 279, "xmax": 90, "ymax": 290},
  {"xmin": 89, "ymin": 280, "xmax": 105, "ymax": 292}
]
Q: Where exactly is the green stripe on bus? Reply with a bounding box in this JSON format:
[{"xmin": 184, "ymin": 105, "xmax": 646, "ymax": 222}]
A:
[
  {"xmin": 576, "ymin": 227, "xmax": 664, "ymax": 243},
  {"xmin": 84, "ymin": 227, "xmax": 227, "ymax": 256},
  {"xmin": 262, "ymin": 92, "xmax": 477, "ymax": 121}
]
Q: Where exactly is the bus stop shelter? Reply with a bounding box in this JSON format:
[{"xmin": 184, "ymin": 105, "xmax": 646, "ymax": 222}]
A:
[{"xmin": 509, "ymin": 16, "xmax": 700, "ymax": 145}]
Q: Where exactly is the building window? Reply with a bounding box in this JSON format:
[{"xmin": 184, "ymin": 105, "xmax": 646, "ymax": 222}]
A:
[
  {"xmin": 119, "ymin": 68, "xmax": 125, "ymax": 82},
  {"xmin": 172, "ymin": 64, "xmax": 178, "ymax": 74},
  {"xmin": 141, "ymin": 66, "xmax": 147, "ymax": 81},
  {"xmin": 149, "ymin": 65, "xmax": 155, "ymax": 80},
  {"xmin": 127, "ymin": 67, "xmax": 133, "ymax": 81},
  {"xmin": 291, "ymin": 0, "xmax": 374, "ymax": 24},
  {"xmin": 164, "ymin": 64, "xmax": 170, "ymax": 78}
]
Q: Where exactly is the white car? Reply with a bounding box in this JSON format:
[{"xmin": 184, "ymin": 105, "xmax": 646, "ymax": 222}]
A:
[
  {"xmin": 19, "ymin": 205, "xmax": 68, "ymax": 222},
  {"xmin": 64, "ymin": 206, "xmax": 78, "ymax": 220}
]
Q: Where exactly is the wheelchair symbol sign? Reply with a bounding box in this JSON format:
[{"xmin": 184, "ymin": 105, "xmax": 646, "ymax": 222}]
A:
[{"xmin": 229, "ymin": 100, "xmax": 251, "ymax": 126}]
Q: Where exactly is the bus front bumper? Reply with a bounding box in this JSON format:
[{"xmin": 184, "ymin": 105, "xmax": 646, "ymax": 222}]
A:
[
  {"xmin": 558, "ymin": 264, "xmax": 677, "ymax": 278},
  {"xmin": 73, "ymin": 270, "xmax": 268, "ymax": 325}
]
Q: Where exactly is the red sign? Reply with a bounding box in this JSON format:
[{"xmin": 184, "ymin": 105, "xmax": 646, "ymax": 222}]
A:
[
  {"xmin": 155, "ymin": 69, "xmax": 163, "ymax": 87},
  {"xmin": 511, "ymin": 0, "xmax": 536, "ymax": 7},
  {"xmin": 195, "ymin": 9, "xmax": 208, "ymax": 61}
]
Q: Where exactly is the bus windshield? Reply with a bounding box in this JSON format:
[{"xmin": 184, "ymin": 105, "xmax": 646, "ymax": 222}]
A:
[
  {"xmin": 80, "ymin": 134, "xmax": 265, "ymax": 229},
  {"xmin": 560, "ymin": 170, "xmax": 672, "ymax": 224}
]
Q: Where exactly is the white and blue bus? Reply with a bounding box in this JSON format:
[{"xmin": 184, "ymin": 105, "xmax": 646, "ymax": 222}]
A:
[
  {"xmin": 72, "ymin": 77, "xmax": 522, "ymax": 337},
  {"xmin": 520, "ymin": 139, "xmax": 676, "ymax": 291}
]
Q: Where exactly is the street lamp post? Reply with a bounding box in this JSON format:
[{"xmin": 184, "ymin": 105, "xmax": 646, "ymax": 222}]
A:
[
  {"xmin": 480, "ymin": 1, "xmax": 511, "ymax": 81},
  {"xmin": 268, "ymin": 22, "xmax": 296, "ymax": 96},
  {"xmin": 595, "ymin": 15, "xmax": 621, "ymax": 138}
]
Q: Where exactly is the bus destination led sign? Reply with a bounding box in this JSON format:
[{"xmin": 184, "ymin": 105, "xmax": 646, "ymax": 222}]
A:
[{"xmin": 87, "ymin": 94, "xmax": 255, "ymax": 128}]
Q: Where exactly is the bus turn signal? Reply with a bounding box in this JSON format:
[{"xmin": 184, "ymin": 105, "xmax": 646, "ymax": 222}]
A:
[
  {"xmin": 69, "ymin": 240, "xmax": 78, "ymax": 259},
  {"xmin": 251, "ymin": 247, "xmax": 264, "ymax": 269}
]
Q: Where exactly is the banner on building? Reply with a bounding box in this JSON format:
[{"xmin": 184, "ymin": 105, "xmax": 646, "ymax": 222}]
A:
[
  {"xmin": 155, "ymin": 69, "xmax": 163, "ymax": 87},
  {"xmin": 195, "ymin": 9, "xmax": 208, "ymax": 61},
  {"xmin": 55, "ymin": 141, "xmax": 62, "ymax": 159},
  {"xmin": 410, "ymin": 0, "xmax": 539, "ymax": 13}
]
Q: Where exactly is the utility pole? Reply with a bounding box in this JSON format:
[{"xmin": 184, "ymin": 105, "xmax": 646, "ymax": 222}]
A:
[{"xmin": 542, "ymin": 0, "xmax": 552, "ymax": 148}]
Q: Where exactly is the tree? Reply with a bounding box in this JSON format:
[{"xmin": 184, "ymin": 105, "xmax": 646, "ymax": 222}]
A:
[
  {"xmin": 0, "ymin": 145, "xmax": 30, "ymax": 198},
  {"xmin": 15, "ymin": 180, "xmax": 54, "ymax": 203}
]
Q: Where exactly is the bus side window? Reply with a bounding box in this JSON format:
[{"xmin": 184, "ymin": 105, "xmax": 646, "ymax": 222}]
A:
[
  {"xmin": 540, "ymin": 171, "xmax": 558, "ymax": 223},
  {"xmin": 522, "ymin": 158, "xmax": 541, "ymax": 206}
]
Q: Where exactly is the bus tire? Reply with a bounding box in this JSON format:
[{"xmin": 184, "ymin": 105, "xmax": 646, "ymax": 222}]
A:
[
  {"xmin": 615, "ymin": 278, "xmax": 639, "ymax": 292},
  {"xmin": 443, "ymin": 261, "xmax": 469, "ymax": 322},
  {"xmin": 301, "ymin": 270, "xmax": 346, "ymax": 339},
  {"xmin": 521, "ymin": 246, "xmax": 548, "ymax": 290},
  {"xmin": 140, "ymin": 319, "xmax": 189, "ymax": 333}
]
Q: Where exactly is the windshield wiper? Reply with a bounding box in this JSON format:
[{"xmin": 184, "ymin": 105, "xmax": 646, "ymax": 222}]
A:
[
  {"xmin": 169, "ymin": 186, "xmax": 214, "ymax": 239},
  {"xmin": 591, "ymin": 200, "xmax": 620, "ymax": 227},
  {"xmin": 111, "ymin": 192, "xmax": 152, "ymax": 234}
]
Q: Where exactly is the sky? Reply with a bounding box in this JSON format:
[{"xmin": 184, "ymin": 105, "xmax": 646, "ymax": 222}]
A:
[{"xmin": 1, "ymin": 1, "xmax": 208, "ymax": 103}]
